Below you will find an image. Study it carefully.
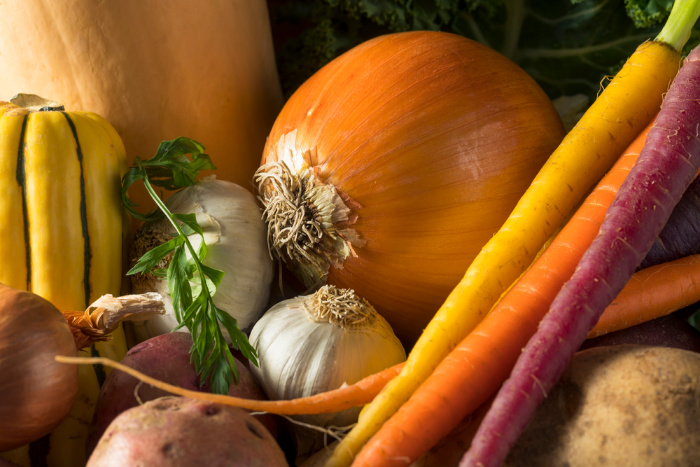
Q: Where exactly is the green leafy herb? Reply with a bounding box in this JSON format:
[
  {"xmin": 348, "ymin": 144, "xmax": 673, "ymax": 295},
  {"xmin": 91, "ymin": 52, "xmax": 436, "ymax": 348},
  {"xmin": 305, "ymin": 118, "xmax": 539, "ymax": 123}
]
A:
[{"xmin": 122, "ymin": 137, "xmax": 258, "ymax": 395}]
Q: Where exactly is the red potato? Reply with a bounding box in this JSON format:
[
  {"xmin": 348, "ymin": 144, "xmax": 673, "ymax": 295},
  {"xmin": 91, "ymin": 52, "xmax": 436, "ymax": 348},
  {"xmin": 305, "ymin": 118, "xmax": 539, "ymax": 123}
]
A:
[
  {"xmin": 87, "ymin": 332, "xmax": 278, "ymax": 455},
  {"xmin": 87, "ymin": 397, "xmax": 287, "ymax": 467}
]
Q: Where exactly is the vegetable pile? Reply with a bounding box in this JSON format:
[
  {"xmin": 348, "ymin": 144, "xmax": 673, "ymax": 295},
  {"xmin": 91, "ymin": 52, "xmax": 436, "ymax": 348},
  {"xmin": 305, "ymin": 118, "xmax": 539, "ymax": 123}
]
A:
[
  {"xmin": 254, "ymin": 29, "xmax": 564, "ymax": 346},
  {"xmin": 3, "ymin": 1, "xmax": 700, "ymax": 466}
]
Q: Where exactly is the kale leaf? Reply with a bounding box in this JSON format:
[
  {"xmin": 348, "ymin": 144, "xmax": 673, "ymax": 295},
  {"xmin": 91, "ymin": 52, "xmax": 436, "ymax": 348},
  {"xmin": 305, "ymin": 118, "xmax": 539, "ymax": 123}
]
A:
[{"xmin": 268, "ymin": 0, "xmax": 697, "ymax": 101}]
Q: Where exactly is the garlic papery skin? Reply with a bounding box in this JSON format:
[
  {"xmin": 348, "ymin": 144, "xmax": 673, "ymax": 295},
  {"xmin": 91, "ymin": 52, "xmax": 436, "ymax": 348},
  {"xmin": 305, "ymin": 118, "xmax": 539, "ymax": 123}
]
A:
[
  {"xmin": 129, "ymin": 177, "xmax": 274, "ymax": 343},
  {"xmin": 249, "ymin": 285, "xmax": 406, "ymax": 457}
]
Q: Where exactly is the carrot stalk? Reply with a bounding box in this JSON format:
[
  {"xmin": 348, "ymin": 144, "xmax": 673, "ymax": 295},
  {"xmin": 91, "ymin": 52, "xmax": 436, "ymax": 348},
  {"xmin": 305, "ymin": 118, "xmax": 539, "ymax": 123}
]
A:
[
  {"xmin": 462, "ymin": 41, "xmax": 700, "ymax": 467},
  {"xmin": 348, "ymin": 113, "xmax": 654, "ymax": 467},
  {"xmin": 54, "ymin": 355, "xmax": 403, "ymax": 415},
  {"xmin": 326, "ymin": 11, "xmax": 688, "ymax": 467}
]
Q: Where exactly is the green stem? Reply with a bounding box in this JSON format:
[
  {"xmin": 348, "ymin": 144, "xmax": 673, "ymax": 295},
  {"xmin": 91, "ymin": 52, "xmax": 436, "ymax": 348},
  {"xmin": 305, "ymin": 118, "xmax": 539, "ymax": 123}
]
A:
[
  {"xmin": 656, "ymin": 0, "xmax": 700, "ymax": 52},
  {"xmin": 123, "ymin": 138, "xmax": 242, "ymax": 394},
  {"xmin": 141, "ymin": 174, "xmax": 214, "ymax": 305},
  {"xmin": 140, "ymin": 166, "xmax": 235, "ymax": 389}
]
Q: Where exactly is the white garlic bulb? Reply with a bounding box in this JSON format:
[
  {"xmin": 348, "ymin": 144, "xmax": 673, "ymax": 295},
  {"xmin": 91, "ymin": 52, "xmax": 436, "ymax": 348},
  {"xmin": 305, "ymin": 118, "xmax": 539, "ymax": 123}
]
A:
[
  {"xmin": 129, "ymin": 178, "xmax": 274, "ymax": 342},
  {"xmin": 249, "ymin": 285, "xmax": 406, "ymax": 457}
]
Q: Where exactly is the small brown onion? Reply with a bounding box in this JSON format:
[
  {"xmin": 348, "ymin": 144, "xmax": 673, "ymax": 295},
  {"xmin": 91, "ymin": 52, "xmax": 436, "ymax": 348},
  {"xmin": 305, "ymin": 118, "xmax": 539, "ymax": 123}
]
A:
[
  {"xmin": 0, "ymin": 287, "xmax": 165, "ymax": 451},
  {"xmin": 254, "ymin": 31, "xmax": 565, "ymax": 345},
  {"xmin": 0, "ymin": 284, "xmax": 78, "ymax": 451}
]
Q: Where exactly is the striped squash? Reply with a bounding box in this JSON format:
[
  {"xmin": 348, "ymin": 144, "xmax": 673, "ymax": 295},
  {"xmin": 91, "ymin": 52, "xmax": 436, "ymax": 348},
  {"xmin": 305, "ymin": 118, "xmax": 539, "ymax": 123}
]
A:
[
  {"xmin": 0, "ymin": 94, "xmax": 128, "ymax": 467},
  {"xmin": 0, "ymin": 94, "xmax": 126, "ymax": 307}
]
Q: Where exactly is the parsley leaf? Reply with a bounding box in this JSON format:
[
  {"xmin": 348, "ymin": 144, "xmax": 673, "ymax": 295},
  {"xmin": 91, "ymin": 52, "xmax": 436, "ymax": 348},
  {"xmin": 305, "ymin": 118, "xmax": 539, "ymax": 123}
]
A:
[
  {"xmin": 122, "ymin": 137, "xmax": 257, "ymax": 395},
  {"xmin": 121, "ymin": 137, "xmax": 215, "ymax": 223}
]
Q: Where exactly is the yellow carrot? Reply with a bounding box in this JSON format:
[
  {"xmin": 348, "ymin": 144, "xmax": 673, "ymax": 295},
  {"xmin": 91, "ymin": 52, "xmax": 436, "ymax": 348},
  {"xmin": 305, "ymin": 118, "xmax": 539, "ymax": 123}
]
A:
[{"xmin": 326, "ymin": 33, "xmax": 685, "ymax": 467}]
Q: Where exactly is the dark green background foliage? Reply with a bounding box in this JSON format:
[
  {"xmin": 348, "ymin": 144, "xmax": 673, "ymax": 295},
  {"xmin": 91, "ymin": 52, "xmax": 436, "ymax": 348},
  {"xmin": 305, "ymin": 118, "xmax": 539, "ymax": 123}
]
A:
[
  {"xmin": 268, "ymin": 0, "xmax": 698, "ymax": 100},
  {"xmin": 266, "ymin": 0, "xmax": 700, "ymax": 333}
]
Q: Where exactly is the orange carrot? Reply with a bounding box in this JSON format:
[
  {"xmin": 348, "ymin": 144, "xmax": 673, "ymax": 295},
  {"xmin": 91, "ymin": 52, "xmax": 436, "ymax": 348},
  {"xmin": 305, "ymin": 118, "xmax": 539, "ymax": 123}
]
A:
[
  {"xmin": 53, "ymin": 253, "xmax": 700, "ymax": 442},
  {"xmin": 349, "ymin": 119, "xmax": 655, "ymax": 466},
  {"xmin": 589, "ymin": 253, "xmax": 700, "ymax": 337},
  {"xmin": 55, "ymin": 355, "xmax": 403, "ymax": 415}
]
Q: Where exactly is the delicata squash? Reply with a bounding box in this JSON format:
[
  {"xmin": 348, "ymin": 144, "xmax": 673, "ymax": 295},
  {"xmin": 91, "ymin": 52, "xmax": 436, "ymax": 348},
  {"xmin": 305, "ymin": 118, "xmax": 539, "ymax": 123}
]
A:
[{"xmin": 0, "ymin": 94, "xmax": 128, "ymax": 467}]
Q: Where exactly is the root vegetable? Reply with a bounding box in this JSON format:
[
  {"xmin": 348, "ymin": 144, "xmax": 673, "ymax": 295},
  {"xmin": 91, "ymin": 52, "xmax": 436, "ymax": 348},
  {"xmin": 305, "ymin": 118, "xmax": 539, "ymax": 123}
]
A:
[
  {"xmin": 332, "ymin": 10, "xmax": 689, "ymax": 464},
  {"xmin": 0, "ymin": 286, "xmax": 78, "ymax": 451},
  {"xmin": 0, "ymin": 286, "xmax": 163, "ymax": 451},
  {"xmin": 349, "ymin": 101, "xmax": 657, "ymax": 467},
  {"xmin": 464, "ymin": 39, "xmax": 700, "ymax": 467},
  {"xmin": 87, "ymin": 332, "xmax": 277, "ymax": 456},
  {"xmin": 57, "ymin": 354, "xmax": 404, "ymax": 416},
  {"xmin": 87, "ymin": 397, "xmax": 287, "ymax": 467},
  {"xmin": 255, "ymin": 30, "xmax": 565, "ymax": 347},
  {"xmin": 503, "ymin": 345, "xmax": 700, "ymax": 466}
]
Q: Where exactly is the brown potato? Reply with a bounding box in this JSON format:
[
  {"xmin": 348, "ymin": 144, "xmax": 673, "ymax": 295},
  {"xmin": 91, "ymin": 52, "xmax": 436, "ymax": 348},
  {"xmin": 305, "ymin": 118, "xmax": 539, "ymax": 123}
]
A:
[
  {"xmin": 87, "ymin": 397, "xmax": 287, "ymax": 467},
  {"xmin": 504, "ymin": 345, "xmax": 700, "ymax": 466}
]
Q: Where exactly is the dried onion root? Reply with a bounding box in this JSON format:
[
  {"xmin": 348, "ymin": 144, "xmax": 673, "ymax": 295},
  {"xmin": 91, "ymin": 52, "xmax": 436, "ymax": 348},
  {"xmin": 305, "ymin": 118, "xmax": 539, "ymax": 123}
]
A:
[{"xmin": 254, "ymin": 159, "xmax": 364, "ymax": 288}]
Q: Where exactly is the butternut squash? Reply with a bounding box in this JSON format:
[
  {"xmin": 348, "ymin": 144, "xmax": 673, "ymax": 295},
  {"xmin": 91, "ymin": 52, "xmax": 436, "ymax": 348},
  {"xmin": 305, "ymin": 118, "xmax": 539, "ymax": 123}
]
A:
[{"xmin": 0, "ymin": 0, "xmax": 284, "ymax": 212}]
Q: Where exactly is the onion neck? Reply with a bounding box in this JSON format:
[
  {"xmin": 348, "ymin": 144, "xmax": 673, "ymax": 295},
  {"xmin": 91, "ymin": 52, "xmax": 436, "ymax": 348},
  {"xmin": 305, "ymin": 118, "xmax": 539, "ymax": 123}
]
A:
[
  {"xmin": 254, "ymin": 160, "xmax": 364, "ymax": 289},
  {"xmin": 64, "ymin": 293, "xmax": 165, "ymax": 350}
]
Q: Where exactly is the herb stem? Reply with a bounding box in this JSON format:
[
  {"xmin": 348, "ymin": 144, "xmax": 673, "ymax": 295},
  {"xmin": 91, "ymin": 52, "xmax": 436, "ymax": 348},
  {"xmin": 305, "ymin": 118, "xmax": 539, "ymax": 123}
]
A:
[
  {"xmin": 140, "ymin": 170, "xmax": 214, "ymax": 305},
  {"xmin": 122, "ymin": 137, "xmax": 254, "ymax": 395}
]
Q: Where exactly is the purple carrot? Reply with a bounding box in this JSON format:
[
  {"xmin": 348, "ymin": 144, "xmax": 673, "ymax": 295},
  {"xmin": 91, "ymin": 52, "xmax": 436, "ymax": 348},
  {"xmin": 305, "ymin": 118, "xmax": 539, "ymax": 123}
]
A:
[
  {"xmin": 461, "ymin": 45, "xmax": 700, "ymax": 467},
  {"xmin": 640, "ymin": 173, "xmax": 700, "ymax": 268}
]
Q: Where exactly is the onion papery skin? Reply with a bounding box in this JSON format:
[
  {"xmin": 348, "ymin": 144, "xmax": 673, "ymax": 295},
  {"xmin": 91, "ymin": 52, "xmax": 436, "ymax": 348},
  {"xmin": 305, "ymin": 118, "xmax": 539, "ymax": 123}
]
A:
[
  {"xmin": 257, "ymin": 31, "xmax": 566, "ymax": 345},
  {"xmin": 0, "ymin": 285, "xmax": 78, "ymax": 451}
]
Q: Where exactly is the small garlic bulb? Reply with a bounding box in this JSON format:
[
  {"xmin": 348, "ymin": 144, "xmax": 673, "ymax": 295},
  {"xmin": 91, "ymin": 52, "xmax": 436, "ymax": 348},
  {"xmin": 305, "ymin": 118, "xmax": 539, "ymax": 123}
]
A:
[
  {"xmin": 249, "ymin": 285, "xmax": 406, "ymax": 457},
  {"xmin": 129, "ymin": 178, "xmax": 274, "ymax": 342}
]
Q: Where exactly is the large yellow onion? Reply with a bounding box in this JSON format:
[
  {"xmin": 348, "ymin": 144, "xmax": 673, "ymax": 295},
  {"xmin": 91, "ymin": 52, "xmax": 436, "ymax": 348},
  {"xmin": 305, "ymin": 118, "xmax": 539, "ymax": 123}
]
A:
[{"xmin": 254, "ymin": 31, "xmax": 565, "ymax": 345}]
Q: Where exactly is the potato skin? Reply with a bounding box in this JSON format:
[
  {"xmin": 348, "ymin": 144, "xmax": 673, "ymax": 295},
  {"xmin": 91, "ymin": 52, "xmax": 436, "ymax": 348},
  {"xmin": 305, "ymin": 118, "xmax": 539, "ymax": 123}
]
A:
[
  {"xmin": 87, "ymin": 332, "xmax": 278, "ymax": 454},
  {"xmin": 87, "ymin": 397, "xmax": 287, "ymax": 467},
  {"xmin": 504, "ymin": 345, "xmax": 700, "ymax": 466}
]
